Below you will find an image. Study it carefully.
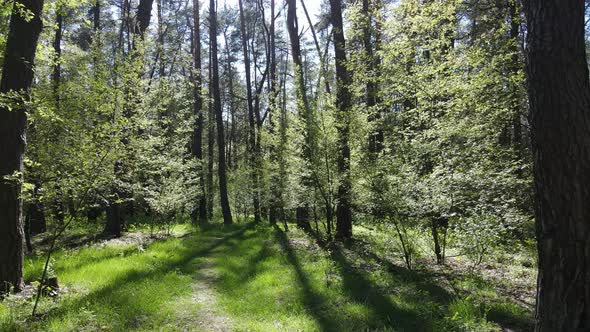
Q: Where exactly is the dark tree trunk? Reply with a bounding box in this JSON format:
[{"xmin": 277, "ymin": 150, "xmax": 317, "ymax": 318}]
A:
[
  {"xmin": 363, "ymin": 0, "xmax": 383, "ymax": 157},
  {"xmin": 24, "ymin": 208, "xmax": 33, "ymax": 254},
  {"xmin": 329, "ymin": 0, "xmax": 353, "ymax": 240},
  {"xmin": 53, "ymin": 12, "xmax": 63, "ymax": 107},
  {"xmin": 29, "ymin": 183, "xmax": 46, "ymax": 235},
  {"xmin": 523, "ymin": 0, "xmax": 590, "ymax": 330},
  {"xmin": 210, "ymin": 0, "xmax": 232, "ymax": 225},
  {"xmin": 0, "ymin": 0, "xmax": 44, "ymax": 294},
  {"xmin": 134, "ymin": 0, "xmax": 154, "ymax": 40},
  {"xmin": 268, "ymin": 0, "xmax": 279, "ymax": 225},
  {"xmin": 509, "ymin": 1, "xmax": 523, "ymax": 173},
  {"xmin": 104, "ymin": 201, "xmax": 122, "ymax": 237},
  {"xmin": 238, "ymin": 0, "xmax": 261, "ymax": 223},
  {"xmin": 287, "ymin": 0, "xmax": 312, "ymax": 232},
  {"xmin": 207, "ymin": 42, "xmax": 215, "ymax": 220},
  {"xmin": 190, "ymin": 0, "xmax": 207, "ymax": 224}
]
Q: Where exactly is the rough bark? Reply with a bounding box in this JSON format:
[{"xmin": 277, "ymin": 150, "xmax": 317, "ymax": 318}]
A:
[
  {"xmin": 522, "ymin": 0, "xmax": 590, "ymax": 329},
  {"xmin": 0, "ymin": 0, "xmax": 44, "ymax": 293},
  {"xmin": 209, "ymin": 0, "xmax": 232, "ymax": 225},
  {"xmin": 329, "ymin": 0, "xmax": 353, "ymax": 240}
]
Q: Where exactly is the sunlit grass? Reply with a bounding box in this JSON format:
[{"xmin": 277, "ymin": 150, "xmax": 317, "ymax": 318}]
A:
[{"xmin": 1, "ymin": 221, "xmax": 534, "ymax": 331}]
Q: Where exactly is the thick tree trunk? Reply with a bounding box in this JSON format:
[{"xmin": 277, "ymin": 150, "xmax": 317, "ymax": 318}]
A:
[
  {"xmin": 329, "ymin": 0, "xmax": 353, "ymax": 240},
  {"xmin": 523, "ymin": 1, "xmax": 590, "ymax": 330},
  {"xmin": 0, "ymin": 0, "xmax": 44, "ymax": 294},
  {"xmin": 210, "ymin": 0, "xmax": 232, "ymax": 225},
  {"xmin": 190, "ymin": 0, "xmax": 207, "ymax": 224}
]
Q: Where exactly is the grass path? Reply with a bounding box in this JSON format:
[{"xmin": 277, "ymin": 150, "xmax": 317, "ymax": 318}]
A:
[{"xmin": 1, "ymin": 222, "xmax": 534, "ymax": 331}]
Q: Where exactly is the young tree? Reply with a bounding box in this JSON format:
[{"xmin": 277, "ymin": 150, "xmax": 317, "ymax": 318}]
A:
[
  {"xmin": 329, "ymin": 0, "xmax": 353, "ymax": 240},
  {"xmin": 210, "ymin": 0, "xmax": 233, "ymax": 224},
  {"xmin": 0, "ymin": 0, "xmax": 45, "ymax": 293},
  {"xmin": 523, "ymin": 0, "xmax": 590, "ymax": 329}
]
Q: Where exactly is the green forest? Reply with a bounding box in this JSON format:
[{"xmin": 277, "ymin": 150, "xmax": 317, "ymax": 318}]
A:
[{"xmin": 0, "ymin": 0, "xmax": 588, "ymax": 330}]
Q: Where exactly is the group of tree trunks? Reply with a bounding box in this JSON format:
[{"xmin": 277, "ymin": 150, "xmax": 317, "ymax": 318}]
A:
[{"xmin": 0, "ymin": 0, "xmax": 589, "ymax": 329}]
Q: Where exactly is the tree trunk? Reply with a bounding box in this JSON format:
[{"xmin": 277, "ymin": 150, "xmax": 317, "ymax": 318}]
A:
[
  {"xmin": 268, "ymin": 0, "xmax": 279, "ymax": 225},
  {"xmin": 190, "ymin": 0, "xmax": 207, "ymax": 224},
  {"xmin": 329, "ymin": 0, "xmax": 353, "ymax": 240},
  {"xmin": 523, "ymin": 0, "xmax": 590, "ymax": 329},
  {"xmin": 287, "ymin": 0, "xmax": 312, "ymax": 232},
  {"xmin": 210, "ymin": 0, "xmax": 232, "ymax": 225},
  {"xmin": 207, "ymin": 41, "xmax": 215, "ymax": 220},
  {"xmin": 0, "ymin": 0, "xmax": 44, "ymax": 294},
  {"xmin": 238, "ymin": 0, "xmax": 261, "ymax": 223}
]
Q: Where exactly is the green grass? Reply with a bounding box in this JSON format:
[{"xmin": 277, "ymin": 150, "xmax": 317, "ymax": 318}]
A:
[{"xmin": 1, "ymin": 222, "xmax": 534, "ymax": 331}]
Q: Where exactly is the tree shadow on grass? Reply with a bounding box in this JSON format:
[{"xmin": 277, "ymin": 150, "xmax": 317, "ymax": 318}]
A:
[
  {"xmin": 303, "ymin": 229, "xmax": 453, "ymax": 331},
  {"xmin": 273, "ymin": 227, "xmax": 339, "ymax": 331},
  {"xmin": 32, "ymin": 223, "xmax": 255, "ymax": 330}
]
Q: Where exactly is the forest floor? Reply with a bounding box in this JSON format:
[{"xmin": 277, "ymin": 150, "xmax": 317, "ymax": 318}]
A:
[{"xmin": 1, "ymin": 222, "xmax": 536, "ymax": 331}]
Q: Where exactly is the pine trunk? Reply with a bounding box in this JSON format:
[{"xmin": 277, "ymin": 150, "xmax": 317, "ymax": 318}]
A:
[
  {"xmin": 523, "ymin": 0, "xmax": 590, "ymax": 329},
  {"xmin": 0, "ymin": 0, "xmax": 44, "ymax": 293},
  {"xmin": 209, "ymin": 0, "xmax": 232, "ymax": 225},
  {"xmin": 330, "ymin": 0, "xmax": 353, "ymax": 240}
]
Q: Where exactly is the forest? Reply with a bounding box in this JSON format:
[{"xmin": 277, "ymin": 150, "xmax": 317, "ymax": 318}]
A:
[{"xmin": 0, "ymin": 0, "xmax": 589, "ymax": 330}]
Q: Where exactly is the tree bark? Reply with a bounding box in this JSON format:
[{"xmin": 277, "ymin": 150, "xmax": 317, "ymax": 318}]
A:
[
  {"xmin": 190, "ymin": 0, "xmax": 207, "ymax": 224},
  {"xmin": 329, "ymin": 0, "xmax": 353, "ymax": 240},
  {"xmin": 522, "ymin": 0, "xmax": 590, "ymax": 329},
  {"xmin": 0, "ymin": 0, "xmax": 44, "ymax": 294},
  {"xmin": 287, "ymin": 0, "xmax": 312, "ymax": 232},
  {"xmin": 209, "ymin": 0, "xmax": 232, "ymax": 225},
  {"xmin": 238, "ymin": 0, "xmax": 261, "ymax": 223}
]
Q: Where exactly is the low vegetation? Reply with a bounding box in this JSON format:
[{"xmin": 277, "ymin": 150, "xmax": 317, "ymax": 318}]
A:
[{"xmin": 1, "ymin": 221, "xmax": 535, "ymax": 331}]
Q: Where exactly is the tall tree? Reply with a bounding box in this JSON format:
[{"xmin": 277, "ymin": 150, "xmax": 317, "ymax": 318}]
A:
[
  {"xmin": 286, "ymin": 0, "xmax": 312, "ymax": 231},
  {"xmin": 238, "ymin": 0, "xmax": 261, "ymax": 223},
  {"xmin": 0, "ymin": 0, "xmax": 45, "ymax": 293},
  {"xmin": 329, "ymin": 0, "xmax": 353, "ymax": 240},
  {"xmin": 523, "ymin": 0, "xmax": 590, "ymax": 329},
  {"xmin": 191, "ymin": 0, "xmax": 207, "ymax": 224},
  {"xmin": 210, "ymin": 0, "xmax": 233, "ymax": 224}
]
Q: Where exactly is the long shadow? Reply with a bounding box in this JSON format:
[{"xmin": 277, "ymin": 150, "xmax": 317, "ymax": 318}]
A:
[
  {"xmin": 34, "ymin": 223, "xmax": 255, "ymax": 328},
  {"xmin": 328, "ymin": 246, "xmax": 429, "ymax": 330},
  {"xmin": 273, "ymin": 227, "xmax": 339, "ymax": 332},
  {"xmin": 303, "ymin": 229, "xmax": 443, "ymax": 330}
]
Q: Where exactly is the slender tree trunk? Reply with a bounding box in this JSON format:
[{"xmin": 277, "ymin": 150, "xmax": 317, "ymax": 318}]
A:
[
  {"xmin": 207, "ymin": 41, "xmax": 215, "ymax": 220},
  {"xmin": 523, "ymin": 0, "xmax": 590, "ymax": 329},
  {"xmin": 509, "ymin": 1, "xmax": 522, "ymax": 176},
  {"xmin": 329, "ymin": 0, "xmax": 353, "ymax": 240},
  {"xmin": 0, "ymin": 0, "xmax": 44, "ymax": 294},
  {"xmin": 53, "ymin": 11, "xmax": 63, "ymax": 107},
  {"xmin": 210, "ymin": 0, "xmax": 232, "ymax": 225},
  {"xmin": 287, "ymin": 0, "xmax": 312, "ymax": 231},
  {"xmin": 238, "ymin": 0, "xmax": 261, "ymax": 223},
  {"xmin": 190, "ymin": 0, "xmax": 207, "ymax": 224},
  {"xmin": 268, "ymin": 0, "xmax": 279, "ymax": 225}
]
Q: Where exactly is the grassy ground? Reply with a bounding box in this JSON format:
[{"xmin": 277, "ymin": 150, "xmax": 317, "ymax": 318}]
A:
[{"xmin": 0, "ymin": 222, "xmax": 534, "ymax": 331}]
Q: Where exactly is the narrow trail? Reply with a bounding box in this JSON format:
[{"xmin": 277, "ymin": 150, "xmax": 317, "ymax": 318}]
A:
[
  {"xmin": 187, "ymin": 259, "xmax": 232, "ymax": 331},
  {"xmin": 172, "ymin": 233, "xmax": 239, "ymax": 332}
]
